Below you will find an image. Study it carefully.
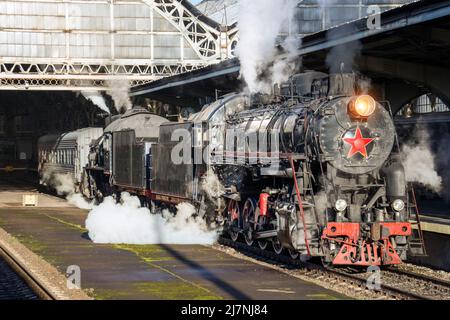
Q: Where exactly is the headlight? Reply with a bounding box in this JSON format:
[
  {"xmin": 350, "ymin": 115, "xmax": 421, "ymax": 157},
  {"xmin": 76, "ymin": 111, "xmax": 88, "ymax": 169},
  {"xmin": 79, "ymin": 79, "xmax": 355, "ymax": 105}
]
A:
[
  {"xmin": 392, "ymin": 199, "xmax": 405, "ymax": 212},
  {"xmin": 349, "ymin": 95, "xmax": 376, "ymax": 117},
  {"xmin": 334, "ymin": 199, "xmax": 348, "ymax": 212}
]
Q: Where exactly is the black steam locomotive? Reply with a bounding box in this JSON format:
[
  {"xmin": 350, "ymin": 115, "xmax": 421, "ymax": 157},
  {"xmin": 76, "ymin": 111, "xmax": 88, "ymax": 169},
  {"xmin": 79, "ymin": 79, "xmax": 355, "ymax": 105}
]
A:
[{"xmin": 39, "ymin": 72, "xmax": 423, "ymax": 267}]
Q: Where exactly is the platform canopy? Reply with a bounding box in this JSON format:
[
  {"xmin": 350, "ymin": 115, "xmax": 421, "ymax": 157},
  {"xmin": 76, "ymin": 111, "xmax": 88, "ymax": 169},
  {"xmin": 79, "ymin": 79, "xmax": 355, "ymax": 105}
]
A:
[
  {"xmin": 0, "ymin": 0, "xmax": 238, "ymax": 91},
  {"xmin": 131, "ymin": 0, "xmax": 450, "ymax": 113}
]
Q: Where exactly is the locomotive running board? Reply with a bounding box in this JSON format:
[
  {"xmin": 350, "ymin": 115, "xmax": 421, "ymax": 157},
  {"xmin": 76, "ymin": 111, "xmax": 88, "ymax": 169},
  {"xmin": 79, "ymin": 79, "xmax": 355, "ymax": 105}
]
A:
[{"xmin": 254, "ymin": 230, "xmax": 278, "ymax": 240}]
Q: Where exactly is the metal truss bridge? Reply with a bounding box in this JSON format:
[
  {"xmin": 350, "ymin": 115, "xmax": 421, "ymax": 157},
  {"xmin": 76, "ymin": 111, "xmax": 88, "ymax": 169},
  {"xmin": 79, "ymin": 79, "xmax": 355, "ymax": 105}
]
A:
[{"xmin": 0, "ymin": 0, "xmax": 238, "ymax": 91}]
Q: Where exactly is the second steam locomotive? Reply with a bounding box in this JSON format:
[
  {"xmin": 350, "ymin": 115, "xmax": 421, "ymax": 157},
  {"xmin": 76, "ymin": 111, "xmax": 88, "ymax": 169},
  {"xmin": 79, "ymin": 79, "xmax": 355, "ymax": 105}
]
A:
[{"xmin": 38, "ymin": 72, "xmax": 423, "ymax": 267}]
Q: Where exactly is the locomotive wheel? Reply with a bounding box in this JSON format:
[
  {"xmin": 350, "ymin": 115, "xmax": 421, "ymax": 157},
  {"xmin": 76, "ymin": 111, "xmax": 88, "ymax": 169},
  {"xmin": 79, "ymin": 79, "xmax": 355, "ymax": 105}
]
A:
[
  {"xmin": 242, "ymin": 198, "xmax": 256, "ymax": 246},
  {"xmin": 272, "ymin": 238, "xmax": 283, "ymax": 255},
  {"xmin": 227, "ymin": 200, "xmax": 240, "ymax": 242},
  {"xmin": 258, "ymin": 240, "xmax": 268, "ymax": 250},
  {"xmin": 288, "ymin": 248, "xmax": 299, "ymax": 259}
]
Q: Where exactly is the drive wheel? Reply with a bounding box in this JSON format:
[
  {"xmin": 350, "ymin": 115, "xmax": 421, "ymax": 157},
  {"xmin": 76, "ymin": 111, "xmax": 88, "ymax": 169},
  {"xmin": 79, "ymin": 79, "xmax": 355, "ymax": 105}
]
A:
[
  {"xmin": 272, "ymin": 237, "xmax": 283, "ymax": 255},
  {"xmin": 288, "ymin": 248, "xmax": 299, "ymax": 259},
  {"xmin": 227, "ymin": 199, "xmax": 240, "ymax": 242},
  {"xmin": 242, "ymin": 198, "xmax": 256, "ymax": 246},
  {"xmin": 258, "ymin": 240, "xmax": 268, "ymax": 250}
]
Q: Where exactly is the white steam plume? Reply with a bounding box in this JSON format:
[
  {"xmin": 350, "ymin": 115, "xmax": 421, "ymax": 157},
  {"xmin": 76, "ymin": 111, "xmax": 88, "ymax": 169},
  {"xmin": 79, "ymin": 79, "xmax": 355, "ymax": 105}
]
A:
[
  {"xmin": 81, "ymin": 91, "xmax": 110, "ymax": 114},
  {"xmin": 236, "ymin": 0, "xmax": 300, "ymax": 94},
  {"xmin": 41, "ymin": 169, "xmax": 75, "ymax": 196},
  {"xmin": 401, "ymin": 128, "xmax": 442, "ymax": 193},
  {"xmin": 67, "ymin": 193, "xmax": 94, "ymax": 210},
  {"xmin": 85, "ymin": 192, "xmax": 220, "ymax": 245},
  {"xmin": 106, "ymin": 79, "xmax": 132, "ymax": 113},
  {"xmin": 41, "ymin": 169, "xmax": 94, "ymax": 208},
  {"xmin": 201, "ymin": 170, "xmax": 225, "ymax": 203}
]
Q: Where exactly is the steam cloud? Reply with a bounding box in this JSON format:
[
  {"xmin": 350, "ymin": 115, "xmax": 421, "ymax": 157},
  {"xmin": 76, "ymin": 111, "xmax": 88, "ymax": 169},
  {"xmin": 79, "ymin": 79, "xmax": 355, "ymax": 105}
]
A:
[
  {"xmin": 67, "ymin": 193, "xmax": 94, "ymax": 210},
  {"xmin": 41, "ymin": 170, "xmax": 220, "ymax": 245},
  {"xmin": 85, "ymin": 193, "xmax": 220, "ymax": 245},
  {"xmin": 41, "ymin": 170, "xmax": 75, "ymax": 196},
  {"xmin": 201, "ymin": 170, "xmax": 225, "ymax": 203},
  {"xmin": 106, "ymin": 79, "xmax": 132, "ymax": 113},
  {"xmin": 40, "ymin": 169, "xmax": 94, "ymax": 209},
  {"xmin": 401, "ymin": 128, "xmax": 442, "ymax": 194},
  {"xmin": 236, "ymin": 0, "xmax": 300, "ymax": 94},
  {"xmin": 81, "ymin": 91, "xmax": 110, "ymax": 114}
]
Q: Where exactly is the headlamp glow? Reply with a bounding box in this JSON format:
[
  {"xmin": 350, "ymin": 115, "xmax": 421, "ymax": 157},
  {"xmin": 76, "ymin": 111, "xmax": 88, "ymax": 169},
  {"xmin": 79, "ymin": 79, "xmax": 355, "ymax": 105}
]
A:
[{"xmin": 349, "ymin": 95, "xmax": 376, "ymax": 118}]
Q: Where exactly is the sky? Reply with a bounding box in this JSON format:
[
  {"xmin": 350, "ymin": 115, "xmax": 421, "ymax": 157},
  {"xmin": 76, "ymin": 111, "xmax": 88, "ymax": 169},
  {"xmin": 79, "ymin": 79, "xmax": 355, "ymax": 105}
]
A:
[{"xmin": 190, "ymin": 0, "xmax": 203, "ymax": 4}]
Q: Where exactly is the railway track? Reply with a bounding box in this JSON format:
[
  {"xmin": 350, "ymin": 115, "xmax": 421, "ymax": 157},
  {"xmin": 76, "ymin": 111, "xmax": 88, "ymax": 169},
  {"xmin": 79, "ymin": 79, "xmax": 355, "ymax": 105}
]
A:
[
  {"xmin": 0, "ymin": 173, "xmax": 57, "ymax": 300},
  {"xmin": 3, "ymin": 171, "xmax": 449, "ymax": 300},
  {"xmin": 217, "ymin": 236, "xmax": 450, "ymax": 300},
  {"xmin": 0, "ymin": 255, "xmax": 38, "ymax": 300},
  {"xmin": 379, "ymin": 266, "xmax": 450, "ymax": 299},
  {"xmin": 0, "ymin": 245, "xmax": 56, "ymax": 300}
]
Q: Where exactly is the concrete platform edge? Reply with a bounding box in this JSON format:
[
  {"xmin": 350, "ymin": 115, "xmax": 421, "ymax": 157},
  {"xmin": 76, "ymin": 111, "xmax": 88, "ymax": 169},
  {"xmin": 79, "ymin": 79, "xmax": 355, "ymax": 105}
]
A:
[{"xmin": 0, "ymin": 227, "xmax": 92, "ymax": 300}]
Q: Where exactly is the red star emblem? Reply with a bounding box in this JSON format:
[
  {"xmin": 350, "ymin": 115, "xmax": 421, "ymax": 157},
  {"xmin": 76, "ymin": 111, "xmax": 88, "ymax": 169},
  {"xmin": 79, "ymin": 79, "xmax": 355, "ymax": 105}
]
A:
[{"xmin": 343, "ymin": 127, "xmax": 374, "ymax": 158}]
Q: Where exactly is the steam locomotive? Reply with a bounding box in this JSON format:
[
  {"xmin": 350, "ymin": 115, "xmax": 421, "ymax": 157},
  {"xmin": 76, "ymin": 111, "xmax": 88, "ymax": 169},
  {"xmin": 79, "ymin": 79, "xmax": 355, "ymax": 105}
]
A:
[{"xmin": 38, "ymin": 71, "xmax": 422, "ymax": 267}]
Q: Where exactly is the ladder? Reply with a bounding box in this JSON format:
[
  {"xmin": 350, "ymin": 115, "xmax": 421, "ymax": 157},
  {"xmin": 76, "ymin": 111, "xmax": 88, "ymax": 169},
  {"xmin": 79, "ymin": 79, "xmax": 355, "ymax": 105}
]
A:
[
  {"xmin": 289, "ymin": 156, "xmax": 321, "ymax": 255},
  {"xmin": 407, "ymin": 184, "xmax": 427, "ymax": 256}
]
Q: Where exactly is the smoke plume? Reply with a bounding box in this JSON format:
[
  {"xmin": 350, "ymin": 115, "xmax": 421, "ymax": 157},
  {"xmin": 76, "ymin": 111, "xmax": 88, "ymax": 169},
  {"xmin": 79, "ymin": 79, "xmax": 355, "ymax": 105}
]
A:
[
  {"xmin": 41, "ymin": 170, "xmax": 75, "ymax": 196},
  {"xmin": 201, "ymin": 170, "xmax": 225, "ymax": 203},
  {"xmin": 41, "ymin": 169, "xmax": 95, "ymax": 208},
  {"xmin": 236, "ymin": 0, "xmax": 300, "ymax": 94},
  {"xmin": 81, "ymin": 91, "xmax": 110, "ymax": 114},
  {"xmin": 401, "ymin": 128, "xmax": 442, "ymax": 193},
  {"xmin": 85, "ymin": 192, "xmax": 220, "ymax": 245},
  {"xmin": 105, "ymin": 79, "xmax": 132, "ymax": 113},
  {"xmin": 67, "ymin": 193, "xmax": 94, "ymax": 210}
]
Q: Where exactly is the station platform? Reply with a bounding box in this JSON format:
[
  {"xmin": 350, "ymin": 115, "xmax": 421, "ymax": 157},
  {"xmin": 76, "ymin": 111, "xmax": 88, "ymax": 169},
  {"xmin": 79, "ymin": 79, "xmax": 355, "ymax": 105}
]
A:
[
  {"xmin": 0, "ymin": 188, "xmax": 344, "ymax": 300},
  {"xmin": 409, "ymin": 201, "xmax": 450, "ymax": 271},
  {"xmin": 417, "ymin": 215, "xmax": 450, "ymax": 235}
]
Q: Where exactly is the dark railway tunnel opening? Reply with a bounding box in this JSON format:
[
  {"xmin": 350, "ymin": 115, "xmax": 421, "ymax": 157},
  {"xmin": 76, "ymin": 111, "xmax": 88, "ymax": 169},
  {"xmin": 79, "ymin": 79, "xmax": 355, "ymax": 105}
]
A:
[{"xmin": 0, "ymin": 91, "xmax": 110, "ymax": 174}]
